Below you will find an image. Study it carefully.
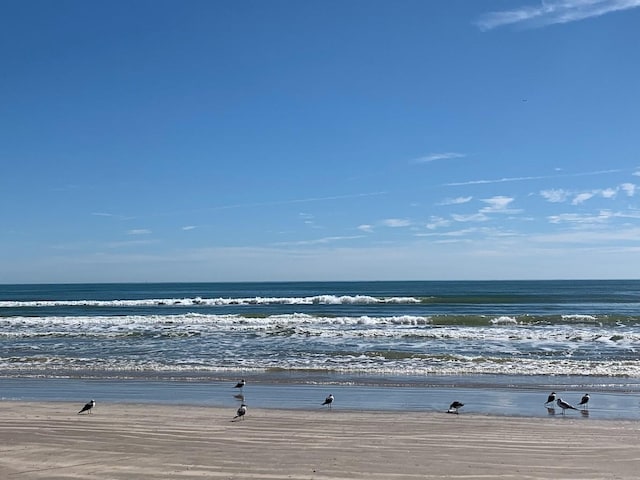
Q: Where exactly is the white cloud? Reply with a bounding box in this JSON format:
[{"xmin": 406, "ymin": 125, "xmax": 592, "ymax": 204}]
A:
[
  {"xmin": 540, "ymin": 189, "xmax": 570, "ymax": 203},
  {"xmin": 542, "ymin": 184, "xmax": 637, "ymax": 204},
  {"xmin": 452, "ymin": 213, "xmax": 489, "ymax": 223},
  {"xmin": 621, "ymin": 183, "xmax": 637, "ymax": 196},
  {"xmin": 548, "ymin": 210, "xmax": 615, "ymax": 225},
  {"xmin": 438, "ymin": 196, "xmax": 473, "ymax": 206},
  {"xmin": 358, "ymin": 224, "xmax": 374, "ymax": 233},
  {"xmin": 182, "ymin": 226, "xmax": 197, "ymax": 231},
  {"xmin": 382, "ymin": 218, "xmax": 412, "ymax": 227},
  {"xmin": 480, "ymin": 196, "xmax": 520, "ymax": 213},
  {"xmin": 412, "ymin": 152, "xmax": 466, "ymax": 164},
  {"xmin": 127, "ymin": 229, "xmax": 151, "ymax": 235},
  {"xmin": 426, "ymin": 216, "xmax": 452, "ymax": 230},
  {"xmin": 477, "ymin": 0, "xmax": 640, "ymax": 31},
  {"xmin": 572, "ymin": 192, "xmax": 596, "ymax": 205},
  {"xmin": 550, "ymin": 209, "xmax": 640, "ymax": 225}
]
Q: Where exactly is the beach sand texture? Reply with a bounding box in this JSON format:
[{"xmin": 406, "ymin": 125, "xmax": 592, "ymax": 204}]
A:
[{"xmin": 1, "ymin": 402, "xmax": 639, "ymax": 479}]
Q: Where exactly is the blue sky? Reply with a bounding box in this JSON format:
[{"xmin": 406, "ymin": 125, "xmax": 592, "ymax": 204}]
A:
[{"xmin": 2, "ymin": 0, "xmax": 639, "ymax": 283}]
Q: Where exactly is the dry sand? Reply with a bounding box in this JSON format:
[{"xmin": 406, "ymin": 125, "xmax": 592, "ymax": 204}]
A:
[{"xmin": 1, "ymin": 401, "xmax": 639, "ymax": 479}]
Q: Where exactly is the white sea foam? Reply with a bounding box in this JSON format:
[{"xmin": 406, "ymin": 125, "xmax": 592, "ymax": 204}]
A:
[
  {"xmin": 2, "ymin": 311, "xmax": 638, "ymax": 378},
  {"xmin": 1, "ymin": 314, "xmax": 638, "ymax": 348},
  {"xmin": 0, "ymin": 294, "xmax": 422, "ymax": 308},
  {"xmin": 490, "ymin": 316, "xmax": 518, "ymax": 325}
]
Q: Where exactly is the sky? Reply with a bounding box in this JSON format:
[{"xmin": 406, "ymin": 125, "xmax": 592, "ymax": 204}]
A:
[{"xmin": 1, "ymin": 0, "xmax": 639, "ymax": 283}]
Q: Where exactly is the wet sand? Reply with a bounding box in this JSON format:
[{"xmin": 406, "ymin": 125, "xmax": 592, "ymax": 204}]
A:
[{"xmin": 1, "ymin": 401, "xmax": 638, "ymax": 479}]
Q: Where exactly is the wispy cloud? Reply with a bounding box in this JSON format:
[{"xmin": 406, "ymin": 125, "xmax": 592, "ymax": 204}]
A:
[
  {"xmin": 412, "ymin": 152, "xmax": 466, "ymax": 164},
  {"xmin": 182, "ymin": 226, "xmax": 197, "ymax": 231},
  {"xmin": 382, "ymin": 218, "xmax": 412, "ymax": 227},
  {"xmin": 127, "ymin": 229, "xmax": 151, "ymax": 235},
  {"xmin": 438, "ymin": 196, "xmax": 473, "ymax": 206},
  {"xmin": 91, "ymin": 212, "xmax": 135, "ymax": 221},
  {"xmin": 452, "ymin": 213, "xmax": 489, "ymax": 223},
  {"xmin": 106, "ymin": 239, "xmax": 157, "ymax": 249},
  {"xmin": 298, "ymin": 212, "xmax": 323, "ymax": 229},
  {"xmin": 153, "ymin": 191, "xmax": 388, "ymax": 217},
  {"xmin": 273, "ymin": 235, "xmax": 364, "ymax": 246},
  {"xmin": 446, "ymin": 169, "xmax": 621, "ymax": 187},
  {"xmin": 477, "ymin": 0, "xmax": 640, "ymax": 31},
  {"xmin": 426, "ymin": 216, "xmax": 452, "ymax": 230},
  {"xmin": 540, "ymin": 189, "xmax": 571, "ymax": 203},
  {"xmin": 572, "ymin": 192, "xmax": 596, "ymax": 205},
  {"xmin": 540, "ymin": 183, "xmax": 638, "ymax": 204},
  {"xmin": 357, "ymin": 224, "xmax": 374, "ymax": 233},
  {"xmin": 547, "ymin": 209, "xmax": 640, "ymax": 225}
]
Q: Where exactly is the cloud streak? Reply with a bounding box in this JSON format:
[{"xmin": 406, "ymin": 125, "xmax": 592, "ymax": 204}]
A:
[
  {"xmin": 477, "ymin": 0, "xmax": 640, "ymax": 31},
  {"xmin": 273, "ymin": 235, "xmax": 364, "ymax": 246},
  {"xmin": 412, "ymin": 152, "xmax": 466, "ymax": 164},
  {"xmin": 445, "ymin": 169, "xmax": 621, "ymax": 187}
]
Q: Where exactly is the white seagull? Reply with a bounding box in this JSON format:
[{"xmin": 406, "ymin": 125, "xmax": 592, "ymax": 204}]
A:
[
  {"xmin": 545, "ymin": 392, "xmax": 556, "ymax": 405},
  {"xmin": 234, "ymin": 404, "xmax": 247, "ymax": 420},
  {"xmin": 234, "ymin": 379, "xmax": 246, "ymax": 390},
  {"xmin": 448, "ymin": 401, "xmax": 464, "ymax": 414},
  {"xmin": 322, "ymin": 394, "xmax": 334, "ymax": 409},
  {"xmin": 577, "ymin": 393, "xmax": 590, "ymax": 409},
  {"xmin": 78, "ymin": 399, "xmax": 95, "ymax": 415},
  {"xmin": 556, "ymin": 397, "xmax": 578, "ymax": 414}
]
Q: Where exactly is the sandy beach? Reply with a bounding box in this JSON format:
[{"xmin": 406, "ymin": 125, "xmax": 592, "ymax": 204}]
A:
[{"xmin": 1, "ymin": 401, "xmax": 639, "ymax": 479}]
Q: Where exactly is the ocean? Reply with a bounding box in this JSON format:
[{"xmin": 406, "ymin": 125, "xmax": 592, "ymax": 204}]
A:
[{"xmin": 2, "ymin": 280, "xmax": 640, "ymax": 419}]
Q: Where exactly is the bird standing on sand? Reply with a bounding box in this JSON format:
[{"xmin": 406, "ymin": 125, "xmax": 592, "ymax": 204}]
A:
[
  {"xmin": 234, "ymin": 404, "xmax": 247, "ymax": 420},
  {"xmin": 78, "ymin": 399, "xmax": 95, "ymax": 414},
  {"xmin": 545, "ymin": 392, "xmax": 556, "ymax": 405},
  {"xmin": 578, "ymin": 393, "xmax": 590, "ymax": 409},
  {"xmin": 556, "ymin": 398, "xmax": 578, "ymax": 414},
  {"xmin": 448, "ymin": 401, "xmax": 464, "ymax": 414},
  {"xmin": 234, "ymin": 379, "xmax": 246, "ymax": 390},
  {"xmin": 322, "ymin": 394, "xmax": 334, "ymax": 409}
]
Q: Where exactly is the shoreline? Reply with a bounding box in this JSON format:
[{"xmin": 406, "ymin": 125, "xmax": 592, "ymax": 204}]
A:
[
  {"xmin": 2, "ymin": 376, "xmax": 640, "ymax": 421},
  {"xmin": 2, "ymin": 401, "xmax": 639, "ymax": 479}
]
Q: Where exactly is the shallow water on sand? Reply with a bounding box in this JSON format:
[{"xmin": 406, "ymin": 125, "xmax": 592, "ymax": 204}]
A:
[{"xmin": 2, "ymin": 377, "xmax": 639, "ymax": 421}]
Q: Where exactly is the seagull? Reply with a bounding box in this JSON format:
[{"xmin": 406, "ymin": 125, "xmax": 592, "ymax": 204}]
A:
[
  {"xmin": 78, "ymin": 399, "xmax": 95, "ymax": 415},
  {"xmin": 577, "ymin": 393, "xmax": 590, "ymax": 409},
  {"xmin": 233, "ymin": 404, "xmax": 247, "ymax": 420},
  {"xmin": 322, "ymin": 394, "xmax": 334, "ymax": 409},
  {"xmin": 545, "ymin": 392, "xmax": 556, "ymax": 405},
  {"xmin": 447, "ymin": 401, "xmax": 464, "ymax": 414},
  {"xmin": 556, "ymin": 397, "xmax": 578, "ymax": 414},
  {"xmin": 234, "ymin": 379, "xmax": 246, "ymax": 390}
]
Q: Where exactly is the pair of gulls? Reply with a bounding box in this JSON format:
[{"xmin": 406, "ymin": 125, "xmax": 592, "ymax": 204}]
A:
[
  {"xmin": 233, "ymin": 380, "xmax": 334, "ymax": 420},
  {"xmin": 545, "ymin": 392, "xmax": 590, "ymax": 413}
]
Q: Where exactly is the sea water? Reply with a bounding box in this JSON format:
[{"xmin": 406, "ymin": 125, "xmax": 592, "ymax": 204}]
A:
[{"xmin": 1, "ymin": 280, "xmax": 640, "ymax": 419}]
